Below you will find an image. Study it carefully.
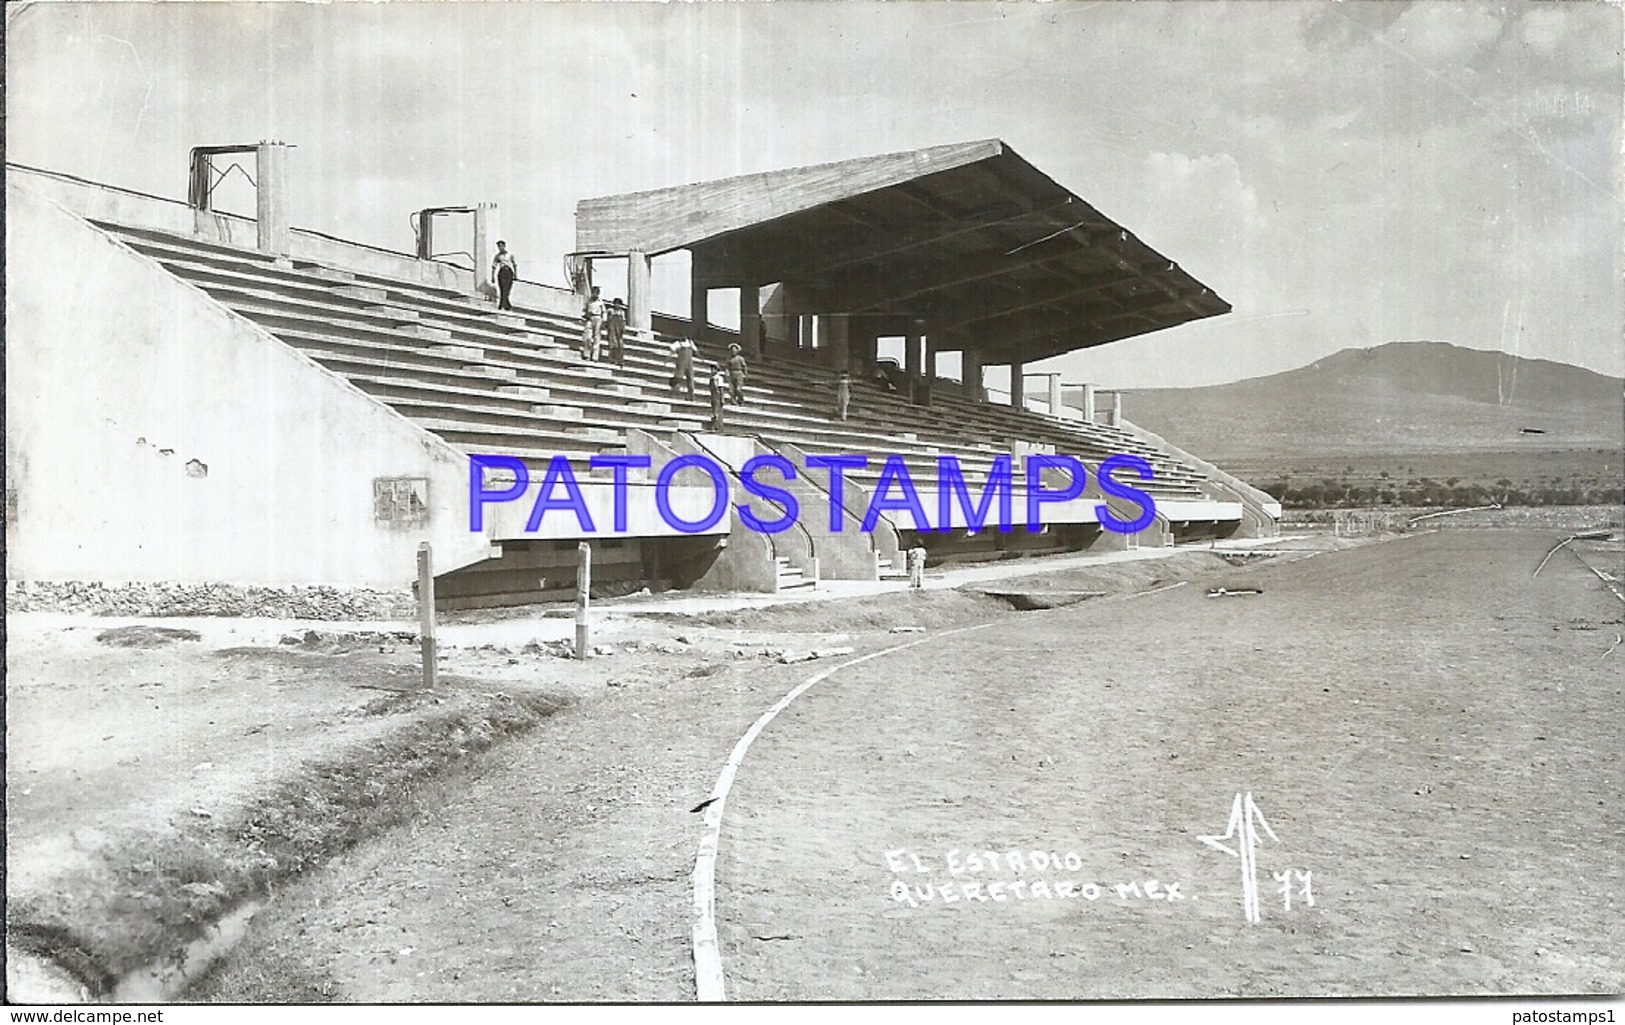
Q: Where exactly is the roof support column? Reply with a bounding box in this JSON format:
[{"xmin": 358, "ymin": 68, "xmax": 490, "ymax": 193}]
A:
[
  {"xmin": 627, "ymin": 250, "xmax": 653, "ymax": 333},
  {"xmin": 1010, "ymin": 344, "xmax": 1025, "ymax": 410},
  {"xmin": 739, "ymin": 284, "xmax": 762, "ymax": 358},
  {"xmin": 1048, "ymin": 373, "xmax": 1062, "ymax": 418},
  {"xmin": 903, "ymin": 321, "xmax": 923, "ymax": 404},
  {"xmin": 689, "ymin": 276, "xmax": 708, "ymax": 344},
  {"xmin": 824, "ymin": 314, "xmax": 851, "ymax": 371},
  {"xmin": 961, "ymin": 349, "xmax": 984, "ymax": 402},
  {"xmin": 922, "ymin": 333, "xmax": 937, "ymax": 408},
  {"xmin": 1079, "ymin": 382, "xmax": 1096, "ymax": 422}
]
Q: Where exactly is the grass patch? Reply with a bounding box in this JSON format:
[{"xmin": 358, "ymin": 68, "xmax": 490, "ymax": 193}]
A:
[
  {"xmin": 95, "ymin": 626, "xmax": 203, "ymax": 648},
  {"xmin": 6, "ymin": 687, "xmax": 568, "ymax": 996}
]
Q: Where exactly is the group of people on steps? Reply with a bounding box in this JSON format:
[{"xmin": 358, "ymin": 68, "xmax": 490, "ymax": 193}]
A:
[{"xmin": 491, "ymin": 242, "xmax": 858, "ymax": 428}]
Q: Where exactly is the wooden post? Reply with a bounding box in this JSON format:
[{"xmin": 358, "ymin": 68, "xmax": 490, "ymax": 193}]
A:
[
  {"xmin": 417, "ymin": 541, "xmax": 437, "ymax": 689},
  {"xmin": 575, "ymin": 541, "xmax": 592, "ymax": 659}
]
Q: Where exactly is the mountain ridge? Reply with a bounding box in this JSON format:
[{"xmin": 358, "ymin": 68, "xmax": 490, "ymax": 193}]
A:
[{"xmin": 1107, "ymin": 341, "xmax": 1623, "ymax": 461}]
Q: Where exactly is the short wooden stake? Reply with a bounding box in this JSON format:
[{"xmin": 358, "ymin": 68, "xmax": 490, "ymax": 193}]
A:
[
  {"xmin": 417, "ymin": 541, "xmax": 437, "ymax": 688},
  {"xmin": 575, "ymin": 541, "xmax": 592, "ymax": 659}
]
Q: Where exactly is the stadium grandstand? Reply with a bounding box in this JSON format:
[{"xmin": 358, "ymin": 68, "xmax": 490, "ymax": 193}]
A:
[{"xmin": 5, "ymin": 139, "xmax": 1280, "ymax": 611}]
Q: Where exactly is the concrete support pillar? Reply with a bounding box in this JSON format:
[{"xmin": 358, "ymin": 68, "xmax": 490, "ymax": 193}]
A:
[
  {"xmin": 1081, "ymin": 383, "xmax": 1096, "ymax": 423},
  {"xmin": 962, "ymin": 349, "xmax": 984, "ymax": 400},
  {"xmin": 1048, "ymin": 373, "xmax": 1062, "ymax": 417},
  {"xmin": 472, "ymin": 202, "xmax": 499, "ymax": 298},
  {"xmin": 903, "ymin": 325, "xmax": 920, "ymax": 379},
  {"xmin": 627, "ymin": 250, "xmax": 652, "ymax": 333},
  {"xmin": 1010, "ymin": 345, "xmax": 1025, "ymax": 410},
  {"xmin": 1108, "ymin": 391, "xmax": 1123, "ymax": 427},
  {"xmin": 922, "ymin": 335, "xmax": 938, "ymax": 406},
  {"xmin": 254, "ymin": 141, "xmax": 290, "ymax": 256},
  {"xmin": 825, "ymin": 314, "xmax": 851, "ymax": 370},
  {"xmin": 689, "ymin": 261, "xmax": 709, "ymax": 344},
  {"xmin": 739, "ymin": 284, "xmax": 762, "ymax": 358}
]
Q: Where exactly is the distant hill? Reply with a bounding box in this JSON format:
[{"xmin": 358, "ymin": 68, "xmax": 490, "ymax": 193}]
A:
[{"xmin": 1108, "ymin": 342, "xmax": 1624, "ymax": 461}]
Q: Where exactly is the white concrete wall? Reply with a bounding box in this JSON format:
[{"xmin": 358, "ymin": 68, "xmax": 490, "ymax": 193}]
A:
[{"xmin": 5, "ymin": 179, "xmax": 506, "ymax": 587}]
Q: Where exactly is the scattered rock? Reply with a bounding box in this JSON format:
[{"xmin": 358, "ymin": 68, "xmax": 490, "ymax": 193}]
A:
[{"xmin": 889, "ymin": 626, "xmax": 925, "ymax": 634}]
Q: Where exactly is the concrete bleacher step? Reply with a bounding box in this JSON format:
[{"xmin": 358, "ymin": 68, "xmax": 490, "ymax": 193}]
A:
[
  {"xmin": 401, "ymin": 323, "xmax": 454, "ymax": 341},
  {"xmin": 463, "ymin": 364, "xmax": 519, "ymax": 381},
  {"xmin": 496, "ymin": 384, "xmax": 552, "ymax": 401},
  {"xmin": 334, "ymin": 284, "xmax": 389, "ymax": 303},
  {"xmin": 430, "ymin": 343, "xmax": 484, "ymax": 360},
  {"xmin": 367, "ymin": 304, "xmax": 420, "ymax": 321},
  {"xmin": 294, "ymin": 263, "xmax": 356, "ymax": 283},
  {"xmin": 533, "ymin": 404, "xmax": 584, "ymax": 420},
  {"xmin": 563, "ymin": 426, "xmax": 623, "ymax": 443}
]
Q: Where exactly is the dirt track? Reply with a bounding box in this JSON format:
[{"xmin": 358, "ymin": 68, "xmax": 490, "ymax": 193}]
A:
[
  {"xmin": 9, "ymin": 529, "xmax": 1620, "ymax": 1002},
  {"xmin": 718, "ymin": 530, "xmax": 1623, "ymax": 998}
]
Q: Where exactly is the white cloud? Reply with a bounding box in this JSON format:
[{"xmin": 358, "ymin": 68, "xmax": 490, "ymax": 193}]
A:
[{"xmin": 1387, "ymin": 4, "xmax": 1503, "ymax": 62}]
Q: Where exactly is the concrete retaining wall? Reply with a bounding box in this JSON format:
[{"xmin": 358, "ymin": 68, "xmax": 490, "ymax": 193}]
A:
[{"xmin": 6, "ymin": 178, "xmax": 492, "ymax": 587}]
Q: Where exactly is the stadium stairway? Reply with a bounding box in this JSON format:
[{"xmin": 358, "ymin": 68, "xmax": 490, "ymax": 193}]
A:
[{"xmin": 92, "ymin": 220, "xmax": 1258, "ymax": 603}]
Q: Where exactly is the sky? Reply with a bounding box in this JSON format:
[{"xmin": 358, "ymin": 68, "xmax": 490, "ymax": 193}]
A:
[{"xmin": 6, "ymin": 0, "xmax": 1622, "ymax": 388}]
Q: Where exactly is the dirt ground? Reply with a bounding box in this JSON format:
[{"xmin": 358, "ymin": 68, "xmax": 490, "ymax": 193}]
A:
[
  {"xmin": 6, "ymin": 527, "xmax": 1621, "ymax": 1002},
  {"xmin": 718, "ymin": 529, "xmax": 1624, "ymax": 999}
]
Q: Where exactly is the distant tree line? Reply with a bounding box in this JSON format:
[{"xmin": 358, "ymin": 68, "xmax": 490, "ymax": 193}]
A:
[{"xmin": 1265, "ymin": 477, "xmax": 1623, "ymax": 510}]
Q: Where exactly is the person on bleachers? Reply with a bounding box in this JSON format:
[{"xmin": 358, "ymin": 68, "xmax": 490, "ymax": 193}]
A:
[
  {"xmin": 606, "ymin": 298, "xmax": 627, "ymax": 366},
  {"xmin": 725, "ymin": 343, "xmax": 748, "ymax": 404},
  {"xmin": 708, "ymin": 362, "xmax": 728, "ymax": 432},
  {"xmin": 491, "ymin": 241, "xmax": 518, "ymax": 311},
  {"xmin": 670, "ymin": 337, "xmax": 698, "ymax": 398},
  {"xmin": 581, "ymin": 287, "xmax": 606, "ymax": 361},
  {"xmin": 836, "ymin": 370, "xmax": 852, "ymax": 422},
  {"xmin": 872, "ymin": 362, "xmax": 899, "ymax": 393}
]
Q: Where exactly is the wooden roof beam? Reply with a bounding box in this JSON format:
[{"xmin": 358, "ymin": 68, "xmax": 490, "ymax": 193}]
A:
[
  {"xmin": 768, "ymin": 198, "xmax": 1083, "ymax": 283},
  {"xmin": 941, "ymin": 262, "xmax": 1172, "ymax": 331},
  {"xmin": 973, "ymin": 289, "xmax": 1208, "ymax": 359},
  {"xmin": 812, "ymin": 238, "xmax": 1089, "ymax": 313}
]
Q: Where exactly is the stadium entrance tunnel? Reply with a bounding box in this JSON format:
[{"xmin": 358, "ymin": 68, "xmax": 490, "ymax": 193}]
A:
[
  {"xmin": 899, "ymin": 522, "xmax": 1100, "ymax": 567},
  {"xmin": 433, "ymin": 527, "xmax": 796, "ymax": 611}
]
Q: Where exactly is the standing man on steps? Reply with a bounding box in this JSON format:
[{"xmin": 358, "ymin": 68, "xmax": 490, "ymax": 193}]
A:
[
  {"xmin": 581, "ymin": 287, "xmax": 606, "ymax": 361},
  {"xmin": 725, "ymin": 343, "xmax": 748, "ymax": 404},
  {"xmin": 670, "ymin": 336, "xmax": 698, "ymax": 398},
  {"xmin": 491, "ymin": 241, "xmax": 518, "ymax": 311},
  {"xmin": 708, "ymin": 362, "xmax": 728, "ymax": 432},
  {"xmin": 606, "ymin": 298, "xmax": 627, "ymax": 366}
]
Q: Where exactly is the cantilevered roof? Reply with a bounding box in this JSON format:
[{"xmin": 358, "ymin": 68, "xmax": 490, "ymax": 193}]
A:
[{"xmin": 575, "ymin": 140, "xmax": 1229, "ymax": 363}]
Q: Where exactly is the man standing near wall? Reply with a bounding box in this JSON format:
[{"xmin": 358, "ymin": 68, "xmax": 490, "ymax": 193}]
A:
[
  {"xmin": 907, "ymin": 545, "xmax": 928, "ymax": 589},
  {"xmin": 491, "ymin": 241, "xmax": 518, "ymax": 311}
]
